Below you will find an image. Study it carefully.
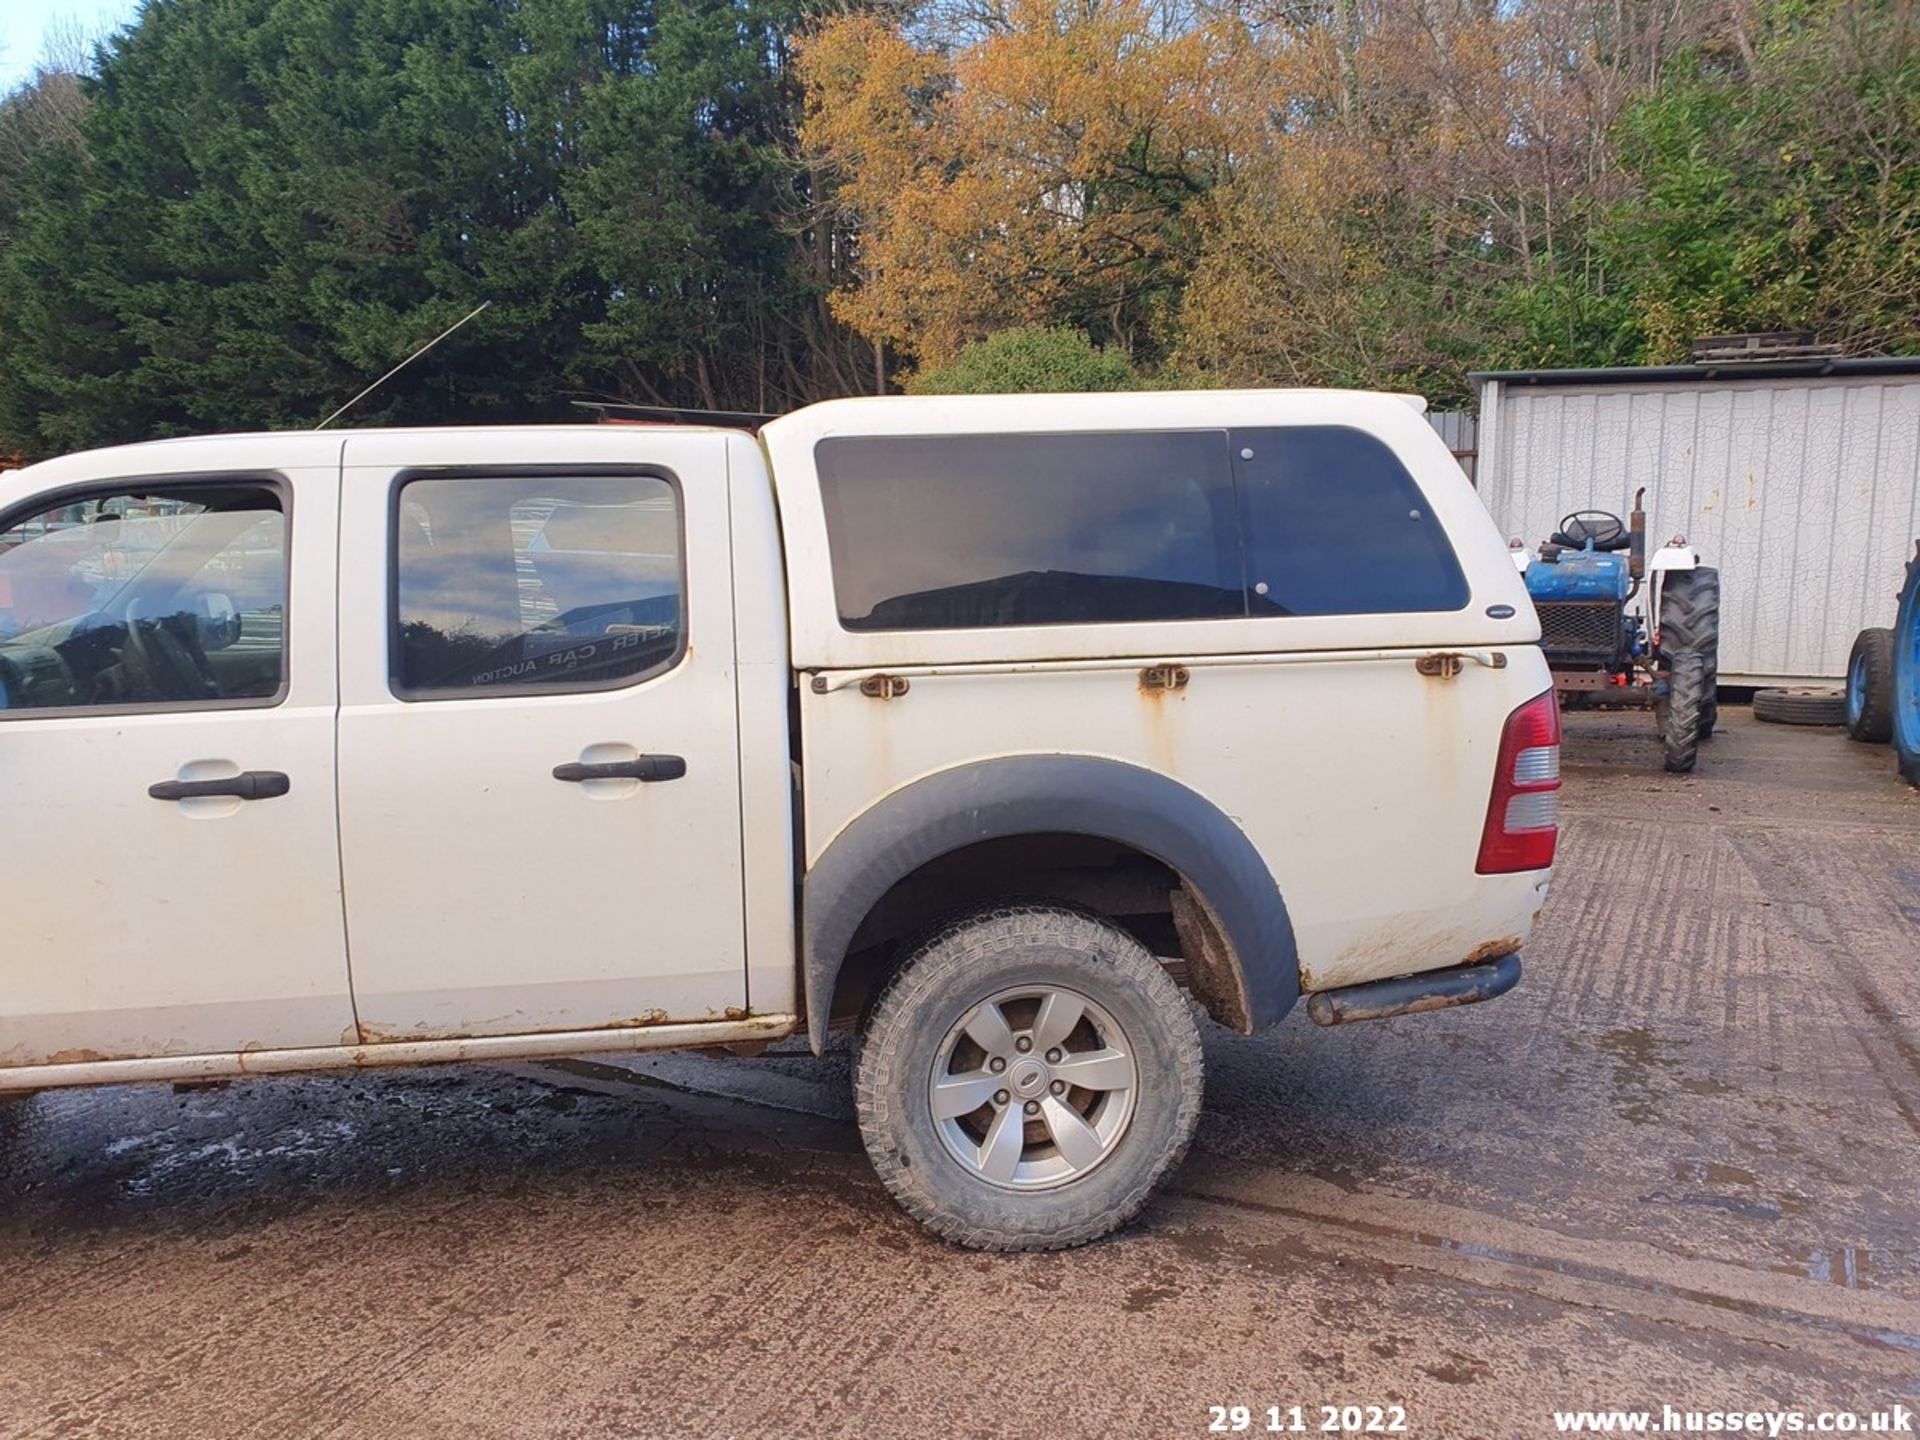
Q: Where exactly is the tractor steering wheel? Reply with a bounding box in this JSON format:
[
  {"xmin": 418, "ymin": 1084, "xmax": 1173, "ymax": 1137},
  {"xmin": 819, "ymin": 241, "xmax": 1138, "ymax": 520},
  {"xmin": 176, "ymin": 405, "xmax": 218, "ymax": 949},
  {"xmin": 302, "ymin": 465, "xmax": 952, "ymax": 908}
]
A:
[{"xmin": 1555, "ymin": 510, "xmax": 1626, "ymax": 549}]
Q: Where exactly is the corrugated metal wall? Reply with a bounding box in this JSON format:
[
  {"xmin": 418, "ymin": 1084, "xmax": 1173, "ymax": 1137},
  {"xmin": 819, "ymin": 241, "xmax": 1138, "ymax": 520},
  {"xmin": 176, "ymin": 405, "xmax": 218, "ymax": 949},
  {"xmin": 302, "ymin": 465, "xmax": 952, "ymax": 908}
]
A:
[
  {"xmin": 1478, "ymin": 374, "xmax": 1920, "ymax": 684},
  {"xmin": 1426, "ymin": 410, "xmax": 1478, "ymax": 484}
]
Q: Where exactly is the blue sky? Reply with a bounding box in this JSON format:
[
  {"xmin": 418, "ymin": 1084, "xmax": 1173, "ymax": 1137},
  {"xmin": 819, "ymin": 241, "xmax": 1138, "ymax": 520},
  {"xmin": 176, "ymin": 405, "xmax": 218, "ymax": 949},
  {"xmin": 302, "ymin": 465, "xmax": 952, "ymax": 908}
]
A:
[{"xmin": 0, "ymin": 0, "xmax": 143, "ymax": 94}]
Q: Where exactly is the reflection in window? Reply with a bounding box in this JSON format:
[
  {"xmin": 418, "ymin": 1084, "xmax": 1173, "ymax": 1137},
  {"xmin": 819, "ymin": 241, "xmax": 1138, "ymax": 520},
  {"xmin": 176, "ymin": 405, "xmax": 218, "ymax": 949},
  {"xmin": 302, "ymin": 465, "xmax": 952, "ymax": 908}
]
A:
[
  {"xmin": 0, "ymin": 486, "xmax": 286, "ymax": 714},
  {"xmin": 393, "ymin": 474, "xmax": 682, "ymax": 696}
]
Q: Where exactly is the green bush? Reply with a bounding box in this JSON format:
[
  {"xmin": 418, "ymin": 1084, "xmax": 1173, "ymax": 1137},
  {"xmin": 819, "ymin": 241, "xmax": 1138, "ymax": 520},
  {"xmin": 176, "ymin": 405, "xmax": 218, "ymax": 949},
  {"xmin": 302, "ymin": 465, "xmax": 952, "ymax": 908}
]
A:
[{"xmin": 907, "ymin": 327, "xmax": 1143, "ymax": 395}]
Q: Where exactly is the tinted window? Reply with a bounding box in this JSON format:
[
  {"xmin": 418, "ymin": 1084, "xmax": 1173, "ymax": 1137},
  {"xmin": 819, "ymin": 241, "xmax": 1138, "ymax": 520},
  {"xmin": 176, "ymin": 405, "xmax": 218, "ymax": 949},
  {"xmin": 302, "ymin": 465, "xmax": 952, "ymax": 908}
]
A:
[
  {"xmin": 1232, "ymin": 427, "xmax": 1467, "ymax": 615},
  {"xmin": 0, "ymin": 484, "xmax": 286, "ymax": 715},
  {"xmin": 816, "ymin": 432, "xmax": 1243, "ymax": 630},
  {"xmin": 393, "ymin": 474, "xmax": 681, "ymax": 697}
]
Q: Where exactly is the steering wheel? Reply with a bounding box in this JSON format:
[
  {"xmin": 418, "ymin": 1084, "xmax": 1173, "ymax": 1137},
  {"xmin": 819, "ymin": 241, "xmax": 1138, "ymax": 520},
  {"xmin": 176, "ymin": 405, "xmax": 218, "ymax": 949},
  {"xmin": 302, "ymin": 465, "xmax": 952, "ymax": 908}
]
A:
[
  {"xmin": 1556, "ymin": 510, "xmax": 1626, "ymax": 549},
  {"xmin": 121, "ymin": 605, "xmax": 221, "ymax": 702}
]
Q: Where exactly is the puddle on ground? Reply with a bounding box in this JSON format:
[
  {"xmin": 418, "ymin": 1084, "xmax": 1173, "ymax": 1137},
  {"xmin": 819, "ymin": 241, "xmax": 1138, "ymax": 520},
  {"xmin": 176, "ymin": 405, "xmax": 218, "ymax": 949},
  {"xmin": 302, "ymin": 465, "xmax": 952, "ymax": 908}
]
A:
[
  {"xmin": 1640, "ymin": 1189, "xmax": 1786, "ymax": 1221},
  {"xmin": 1653, "ymin": 1162, "xmax": 1909, "ymax": 1292},
  {"xmin": 1774, "ymin": 1244, "xmax": 1879, "ymax": 1290},
  {"xmin": 1122, "ymin": 1283, "xmax": 1179, "ymax": 1314},
  {"xmin": 1680, "ymin": 1076, "xmax": 1735, "ymax": 1096},
  {"xmin": 1672, "ymin": 1160, "xmax": 1758, "ymax": 1187},
  {"xmin": 1594, "ymin": 1026, "xmax": 1684, "ymax": 1124},
  {"xmin": 1396, "ymin": 1227, "xmax": 1920, "ymax": 1353},
  {"xmin": 1236, "ymin": 1184, "xmax": 1913, "ymax": 1335},
  {"xmin": 1644, "ymin": 1159, "xmax": 1815, "ymax": 1222}
]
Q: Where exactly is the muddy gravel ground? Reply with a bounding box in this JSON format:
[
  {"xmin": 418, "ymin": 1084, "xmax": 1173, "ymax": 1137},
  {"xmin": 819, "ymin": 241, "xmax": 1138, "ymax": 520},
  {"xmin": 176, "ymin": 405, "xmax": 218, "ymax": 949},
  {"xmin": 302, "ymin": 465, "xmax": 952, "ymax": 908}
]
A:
[{"xmin": 2, "ymin": 707, "xmax": 1918, "ymax": 1439}]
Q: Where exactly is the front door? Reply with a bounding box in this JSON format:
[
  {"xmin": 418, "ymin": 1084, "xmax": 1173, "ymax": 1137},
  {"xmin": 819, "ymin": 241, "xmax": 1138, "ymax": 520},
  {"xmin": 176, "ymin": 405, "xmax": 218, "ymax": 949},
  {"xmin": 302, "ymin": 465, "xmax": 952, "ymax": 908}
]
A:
[
  {"xmin": 334, "ymin": 431, "xmax": 748, "ymax": 1041},
  {"xmin": 0, "ymin": 461, "xmax": 353, "ymax": 1066}
]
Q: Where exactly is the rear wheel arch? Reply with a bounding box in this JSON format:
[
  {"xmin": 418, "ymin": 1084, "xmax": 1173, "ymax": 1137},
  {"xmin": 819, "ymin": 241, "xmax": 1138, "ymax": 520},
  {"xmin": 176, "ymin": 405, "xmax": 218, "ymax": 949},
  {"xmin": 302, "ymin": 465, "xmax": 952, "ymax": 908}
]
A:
[{"xmin": 799, "ymin": 755, "xmax": 1300, "ymax": 1053}]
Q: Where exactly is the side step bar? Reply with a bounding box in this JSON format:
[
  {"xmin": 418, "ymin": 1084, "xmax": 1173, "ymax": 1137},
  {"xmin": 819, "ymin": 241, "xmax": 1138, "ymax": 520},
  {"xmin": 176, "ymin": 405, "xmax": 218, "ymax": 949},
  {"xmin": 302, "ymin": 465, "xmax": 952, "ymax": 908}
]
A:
[{"xmin": 1305, "ymin": 952, "xmax": 1522, "ymax": 1026}]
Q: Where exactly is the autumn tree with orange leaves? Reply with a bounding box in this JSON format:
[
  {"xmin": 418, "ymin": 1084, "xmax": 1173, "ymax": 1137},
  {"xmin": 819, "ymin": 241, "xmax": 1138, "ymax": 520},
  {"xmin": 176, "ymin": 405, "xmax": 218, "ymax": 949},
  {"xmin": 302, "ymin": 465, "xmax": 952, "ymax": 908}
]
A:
[
  {"xmin": 798, "ymin": 0, "xmax": 1247, "ymax": 374},
  {"xmin": 800, "ymin": 0, "xmax": 1920, "ymax": 400}
]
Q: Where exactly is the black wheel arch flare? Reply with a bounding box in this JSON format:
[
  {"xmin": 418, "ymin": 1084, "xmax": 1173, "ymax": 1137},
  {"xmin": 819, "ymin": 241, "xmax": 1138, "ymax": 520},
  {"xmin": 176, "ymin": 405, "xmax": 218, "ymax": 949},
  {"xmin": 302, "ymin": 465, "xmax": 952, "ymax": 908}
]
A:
[{"xmin": 798, "ymin": 754, "xmax": 1301, "ymax": 1053}]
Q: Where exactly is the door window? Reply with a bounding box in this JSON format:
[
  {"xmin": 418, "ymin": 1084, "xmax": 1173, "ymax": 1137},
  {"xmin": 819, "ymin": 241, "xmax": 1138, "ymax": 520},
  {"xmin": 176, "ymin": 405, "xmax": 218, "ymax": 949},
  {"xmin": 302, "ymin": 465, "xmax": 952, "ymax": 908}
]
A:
[
  {"xmin": 0, "ymin": 482, "xmax": 287, "ymax": 715},
  {"xmin": 392, "ymin": 473, "xmax": 683, "ymax": 698}
]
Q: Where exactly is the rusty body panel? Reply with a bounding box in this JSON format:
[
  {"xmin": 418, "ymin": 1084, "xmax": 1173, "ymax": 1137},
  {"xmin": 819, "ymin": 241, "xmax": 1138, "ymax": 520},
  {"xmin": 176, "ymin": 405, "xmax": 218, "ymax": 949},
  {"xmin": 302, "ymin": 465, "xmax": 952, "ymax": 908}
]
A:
[
  {"xmin": 800, "ymin": 649, "xmax": 1554, "ymax": 999},
  {"xmin": 1304, "ymin": 952, "xmax": 1523, "ymax": 1025},
  {"xmin": 1414, "ymin": 651, "xmax": 1509, "ymax": 679},
  {"xmin": 1464, "ymin": 936, "xmax": 1525, "ymax": 965},
  {"xmin": 1167, "ymin": 886, "xmax": 1252, "ymax": 1033},
  {"xmin": 0, "ymin": 1014, "xmax": 800, "ymax": 1092},
  {"xmin": 355, "ymin": 1009, "xmax": 679, "ymax": 1046},
  {"xmin": 1138, "ymin": 664, "xmax": 1190, "ymax": 693}
]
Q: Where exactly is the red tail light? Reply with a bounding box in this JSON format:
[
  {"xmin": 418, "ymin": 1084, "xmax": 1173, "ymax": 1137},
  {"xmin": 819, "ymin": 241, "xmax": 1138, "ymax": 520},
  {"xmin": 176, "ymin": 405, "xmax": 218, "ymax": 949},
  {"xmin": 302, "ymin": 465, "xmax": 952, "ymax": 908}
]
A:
[{"xmin": 1476, "ymin": 689, "xmax": 1561, "ymax": 874}]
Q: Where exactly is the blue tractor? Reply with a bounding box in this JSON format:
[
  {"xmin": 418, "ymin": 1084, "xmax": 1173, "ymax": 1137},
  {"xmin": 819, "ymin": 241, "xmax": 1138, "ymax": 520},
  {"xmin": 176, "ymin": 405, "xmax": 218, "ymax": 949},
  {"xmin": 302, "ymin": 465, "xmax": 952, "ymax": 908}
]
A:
[{"xmin": 1514, "ymin": 489, "xmax": 1720, "ymax": 773}]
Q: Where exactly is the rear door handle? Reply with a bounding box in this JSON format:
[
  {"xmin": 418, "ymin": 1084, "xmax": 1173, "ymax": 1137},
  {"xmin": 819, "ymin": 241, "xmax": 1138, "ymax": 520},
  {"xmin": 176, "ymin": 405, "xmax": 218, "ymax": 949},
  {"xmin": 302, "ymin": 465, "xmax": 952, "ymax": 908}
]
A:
[
  {"xmin": 149, "ymin": 771, "xmax": 291, "ymax": 801},
  {"xmin": 552, "ymin": 755, "xmax": 686, "ymax": 783}
]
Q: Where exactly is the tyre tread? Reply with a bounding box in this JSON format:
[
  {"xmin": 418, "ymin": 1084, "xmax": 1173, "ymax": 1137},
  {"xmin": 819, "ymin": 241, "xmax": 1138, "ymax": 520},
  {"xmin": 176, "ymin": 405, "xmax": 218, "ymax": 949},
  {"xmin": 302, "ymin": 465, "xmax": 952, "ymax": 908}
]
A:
[
  {"xmin": 1664, "ymin": 651, "xmax": 1706, "ymax": 772},
  {"xmin": 1847, "ymin": 627, "xmax": 1896, "ymax": 744},
  {"xmin": 1897, "ymin": 558, "xmax": 1920, "ymax": 786},
  {"xmin": 854, "ymin": 903, "xmax": 1204, "ymax": 1252},
  {"xmin": 1753, "ymin": 687, "xmax": 1848, "ymax": 726},
  {"xmin": 1662, "ymin": 568, "xmax": 1720, "ymax": 740}
]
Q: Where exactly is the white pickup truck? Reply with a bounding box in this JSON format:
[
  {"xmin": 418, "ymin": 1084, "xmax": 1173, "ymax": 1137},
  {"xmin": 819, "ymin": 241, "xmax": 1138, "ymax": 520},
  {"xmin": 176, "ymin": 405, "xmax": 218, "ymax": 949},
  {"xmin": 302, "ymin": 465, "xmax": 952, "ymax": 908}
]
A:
[{"xmin": 0, "ymin": 390, "xmax": 1557, "ymax": 1248}]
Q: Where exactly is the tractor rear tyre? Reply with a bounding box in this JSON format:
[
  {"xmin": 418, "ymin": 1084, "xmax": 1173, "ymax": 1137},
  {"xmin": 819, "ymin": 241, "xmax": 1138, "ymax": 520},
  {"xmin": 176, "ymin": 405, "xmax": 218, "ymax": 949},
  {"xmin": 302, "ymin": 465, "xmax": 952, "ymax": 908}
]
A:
[
  {"xmin": 1845, "ymin": 627, "xmax": 1895, "ymax": 744},
  {"xmin": 1895, "ymin": 547, "xmax": 1920, "ymax": 787},
  {"xmin": 1661, "ymin": 567, "xmax": 1720, "ymax": 739},
  {"xmin": 1753, "ymin": 687, "xmax": 1848, "ymax": 726},
  {"xmin": 1663, "ymin": 651, "xmax": 1708, "ymax": 773}
]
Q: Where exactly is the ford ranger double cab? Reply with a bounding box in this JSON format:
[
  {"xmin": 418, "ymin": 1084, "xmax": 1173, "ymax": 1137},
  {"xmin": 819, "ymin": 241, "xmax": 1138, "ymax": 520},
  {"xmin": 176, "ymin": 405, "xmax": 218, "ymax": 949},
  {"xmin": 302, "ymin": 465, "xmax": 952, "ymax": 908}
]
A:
[{"xmin": 0, "ymin": 390, "xmax": 1557, "ymax": 1249}]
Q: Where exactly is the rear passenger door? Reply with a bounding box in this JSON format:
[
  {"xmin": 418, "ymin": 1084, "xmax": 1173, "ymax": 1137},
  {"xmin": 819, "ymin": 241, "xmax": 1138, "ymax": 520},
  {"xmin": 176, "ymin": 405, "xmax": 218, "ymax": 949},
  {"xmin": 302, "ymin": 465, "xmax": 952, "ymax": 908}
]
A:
[{"xmin": 333, "ymin": 432, "xmax": 748, "ymax": 1042}]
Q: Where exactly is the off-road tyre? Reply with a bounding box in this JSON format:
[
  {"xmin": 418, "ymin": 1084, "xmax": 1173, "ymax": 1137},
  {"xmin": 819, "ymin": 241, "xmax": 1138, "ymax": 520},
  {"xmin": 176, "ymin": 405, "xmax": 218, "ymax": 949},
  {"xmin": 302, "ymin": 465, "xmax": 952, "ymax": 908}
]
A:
[
  {"xmin": 1700, "ymin": 651, "xmax": 1719, "ymax": 739},
  {"xmin": 1753, "ymin": 687, "xmax": 1848, "ymax": 727},
  {"xmin": 1662, "ymin": 567, "xmax": 1720, "ymax": 739},
  {"xmin": 853, "ymin": 903, "xmax": 1203, "ymax": 1251},
  {"xmin": 1845, "ymin": 628, "xmax": 1895, "ymax": 744},
  {"xmin": 1663, "ymin": 650, "xmax": 1708, "ymax": 773}
]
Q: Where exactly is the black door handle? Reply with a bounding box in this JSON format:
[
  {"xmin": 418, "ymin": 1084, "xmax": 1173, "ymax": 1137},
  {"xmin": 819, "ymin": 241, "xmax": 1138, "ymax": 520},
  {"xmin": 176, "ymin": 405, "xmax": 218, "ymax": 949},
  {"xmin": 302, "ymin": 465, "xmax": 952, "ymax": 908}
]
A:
[
  {"xmin": 552, "ymin": 755, "xmax": 686, "ymax": 784},
  {"xmin": 149, "ymin": 771, "xmax": 291, "ymax": 801}
]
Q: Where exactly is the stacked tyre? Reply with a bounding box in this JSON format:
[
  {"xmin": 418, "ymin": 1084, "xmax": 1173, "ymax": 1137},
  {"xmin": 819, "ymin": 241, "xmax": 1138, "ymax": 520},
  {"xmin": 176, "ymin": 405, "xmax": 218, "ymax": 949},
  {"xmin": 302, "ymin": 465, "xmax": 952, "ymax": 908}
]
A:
[
  {"xmin": 1896, "ymin": 545, "xmax": 1920, "ymax": 788},
  {"xmin": 1754, "ymin": 686, "xmax": 1849, "ymax": 727}
]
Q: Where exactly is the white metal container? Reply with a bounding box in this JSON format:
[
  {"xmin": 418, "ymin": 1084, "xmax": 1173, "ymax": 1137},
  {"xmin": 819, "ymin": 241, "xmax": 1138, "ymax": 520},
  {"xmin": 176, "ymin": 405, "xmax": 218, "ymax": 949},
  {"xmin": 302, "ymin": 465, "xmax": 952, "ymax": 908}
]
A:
[{"xmin": 1474, "ymin": 360, "xmax": 1920, "ymax": 686}]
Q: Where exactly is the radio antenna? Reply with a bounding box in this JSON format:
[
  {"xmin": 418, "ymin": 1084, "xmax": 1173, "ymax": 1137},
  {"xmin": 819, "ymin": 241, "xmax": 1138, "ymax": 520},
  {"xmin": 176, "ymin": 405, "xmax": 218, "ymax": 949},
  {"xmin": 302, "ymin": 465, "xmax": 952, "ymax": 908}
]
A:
[{"xmin": 314, "ymin": 299, "xmax": 492, "ymax": 430}]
